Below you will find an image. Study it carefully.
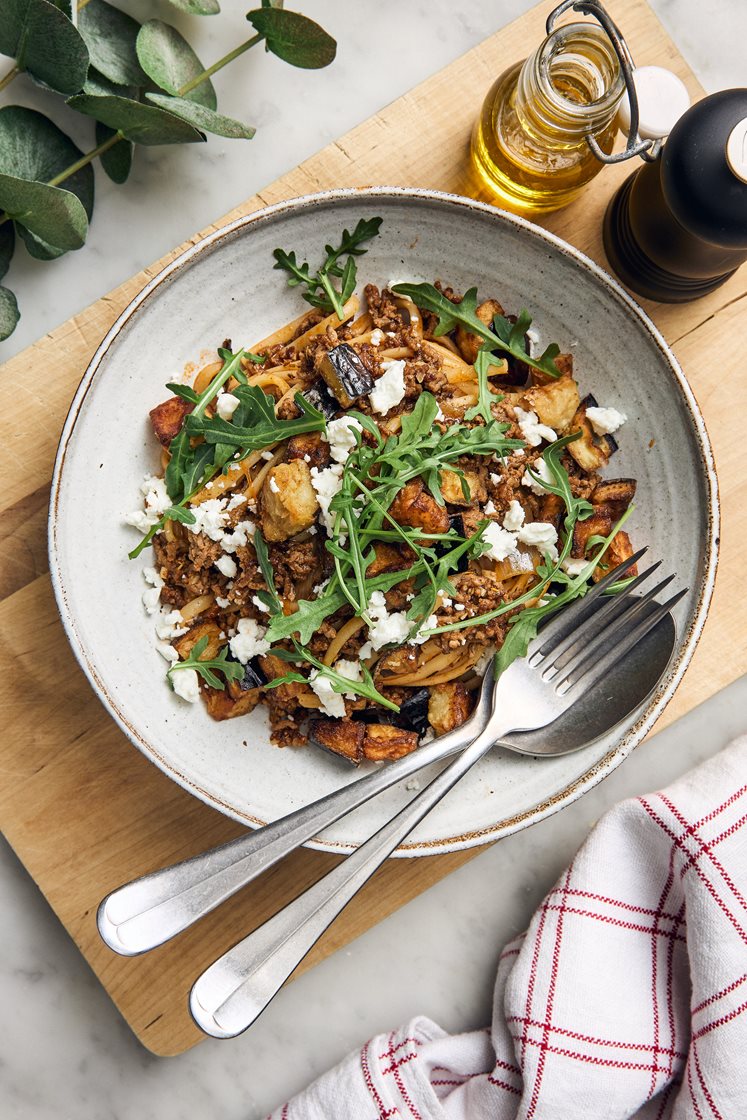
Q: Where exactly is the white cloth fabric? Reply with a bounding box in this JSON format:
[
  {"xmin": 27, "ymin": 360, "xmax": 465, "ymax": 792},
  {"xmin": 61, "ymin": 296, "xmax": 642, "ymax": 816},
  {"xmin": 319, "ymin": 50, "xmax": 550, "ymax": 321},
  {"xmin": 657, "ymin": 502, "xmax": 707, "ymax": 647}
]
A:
[{"xmin": 270, "ymin": 737, "xmax": 747, "ymax": 1119}]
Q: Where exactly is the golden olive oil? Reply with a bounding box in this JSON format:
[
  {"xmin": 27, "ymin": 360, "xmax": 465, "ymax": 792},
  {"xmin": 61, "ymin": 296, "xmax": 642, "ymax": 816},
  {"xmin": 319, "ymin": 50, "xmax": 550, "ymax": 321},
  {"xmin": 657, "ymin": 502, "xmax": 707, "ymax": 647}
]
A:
[{"xmin": 470, "ymin": 24, "xmax": 624, "ymax": 217}]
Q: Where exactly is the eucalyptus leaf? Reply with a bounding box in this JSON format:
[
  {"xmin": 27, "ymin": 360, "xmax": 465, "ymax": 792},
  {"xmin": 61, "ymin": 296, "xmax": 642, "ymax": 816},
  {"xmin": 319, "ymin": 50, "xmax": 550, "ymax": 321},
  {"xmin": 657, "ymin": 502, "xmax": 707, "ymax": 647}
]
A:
[
  {"xmin": 247, "ymin": 7, "xmax": 336, "ymax": 70},
  {"xmin": 0, "ymin": 222, "xmax": 14, "ymax": 281},
  {"xmin": 83, "ymin": 65, "xmax": 136, "ymax": 98},
  {"xmin": 0, "ymin": 285, "xmax": 20, "ymax": 340},
  {"xmin": 165, "ymin": 0, "xmax": 220, "ymax": 16},
  {"xmin": 68, "ymin": 93, "xmax": 205, "ymax": 145},
  {"xmin": 136, "ymin": 20, "xmax": 216, "ymax": 109},
  {"xmin": 0, "ymin": 0, "xmax": 89, "ymax": 93},
  {"xmin": 78, "ymin": 0, "xmax": 147, "ymax": 87},
  {"xmin": 0, "ymin": 173, "xmax": 88, "ymax": 250},
  {"xmin": 146, "ymin": 93, "xmax": 255, "ymax": 139},
  {"xmin": 96, "ymin": 122, "xmax": 133, "ymax": 184}
]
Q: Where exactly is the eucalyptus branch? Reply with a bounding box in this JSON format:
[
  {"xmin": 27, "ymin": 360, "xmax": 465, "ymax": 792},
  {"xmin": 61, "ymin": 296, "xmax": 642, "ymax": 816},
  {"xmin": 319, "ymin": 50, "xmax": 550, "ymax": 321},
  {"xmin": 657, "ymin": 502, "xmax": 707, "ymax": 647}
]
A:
[
  {"xmin": 178, "ymin": 34, "xmax": 263, "ymax": 96},
  {"xmin": 0, "ymin": 65, "xmax": 19, "ymax": 93}
]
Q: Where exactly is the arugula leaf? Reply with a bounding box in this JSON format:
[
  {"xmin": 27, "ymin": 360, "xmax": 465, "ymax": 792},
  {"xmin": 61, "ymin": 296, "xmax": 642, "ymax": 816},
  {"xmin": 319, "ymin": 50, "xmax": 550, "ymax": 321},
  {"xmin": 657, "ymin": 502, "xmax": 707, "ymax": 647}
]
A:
[
  {"xmin": 167, "ymin": 635, "xmax": 244, "ymax": 691},
  {"xmin": 165, "ymin": 381, "xmax": 200, "ymax": 404},
  {"xmin": 273, "ymin": 216, "xmax": 382, "ymax": 319},
  {"xmin": 391, "ymin": 283, "xmax": 561, "ymax": 379},
  {"xmin": 186, "ymin": 386, "xmax": 325, "ymax": 450},
  {"xmin": 464, "ymin": 345, "xmax": 506, "ymax": 425},
  {"xmin": 266, "ymin": 640, "xmax": 399, "ymax": 712},
  {"xmin": 253, "ymin": 528, "xmax": 282, "ymax": 614}
]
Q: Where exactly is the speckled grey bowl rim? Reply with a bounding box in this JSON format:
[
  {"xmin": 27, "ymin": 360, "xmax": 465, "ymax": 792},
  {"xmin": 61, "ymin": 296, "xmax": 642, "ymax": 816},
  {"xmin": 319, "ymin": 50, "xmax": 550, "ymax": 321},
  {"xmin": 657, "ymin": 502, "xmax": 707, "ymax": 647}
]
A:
[{"xmin": 48, "ymin": 186, "xmax": 720, "ymax": 857}]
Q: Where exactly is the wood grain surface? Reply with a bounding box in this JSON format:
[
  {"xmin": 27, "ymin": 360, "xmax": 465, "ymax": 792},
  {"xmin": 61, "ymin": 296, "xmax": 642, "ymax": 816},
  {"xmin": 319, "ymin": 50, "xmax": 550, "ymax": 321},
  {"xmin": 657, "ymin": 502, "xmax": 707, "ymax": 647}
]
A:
[{"xmin": 1, "ymin": 0, "xmax": 744, "ymax": 1057}]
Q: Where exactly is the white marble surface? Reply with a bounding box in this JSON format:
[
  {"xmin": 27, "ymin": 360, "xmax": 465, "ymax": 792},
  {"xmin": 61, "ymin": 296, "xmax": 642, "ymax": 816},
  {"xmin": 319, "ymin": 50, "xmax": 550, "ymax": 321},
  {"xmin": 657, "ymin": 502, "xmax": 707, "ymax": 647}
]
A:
[{"xmin": 1, "ymin": 1, "xmax": 745, "ymax": 1117}]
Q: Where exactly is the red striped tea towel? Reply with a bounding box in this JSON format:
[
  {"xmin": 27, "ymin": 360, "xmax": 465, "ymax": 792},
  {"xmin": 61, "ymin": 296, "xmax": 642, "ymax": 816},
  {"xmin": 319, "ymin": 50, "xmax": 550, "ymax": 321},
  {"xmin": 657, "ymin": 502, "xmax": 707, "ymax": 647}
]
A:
[{"xmin": 271, "ymin": 736, "xmax": 747, "ymax": 1119}]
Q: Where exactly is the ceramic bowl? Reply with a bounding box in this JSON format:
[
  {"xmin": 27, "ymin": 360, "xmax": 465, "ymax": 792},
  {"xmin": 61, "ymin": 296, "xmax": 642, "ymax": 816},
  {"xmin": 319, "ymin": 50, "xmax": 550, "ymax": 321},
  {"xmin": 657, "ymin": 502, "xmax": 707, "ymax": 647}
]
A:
[{"xmin": 49, "ymin": 188, "xmax": 718, "ymax": 856}]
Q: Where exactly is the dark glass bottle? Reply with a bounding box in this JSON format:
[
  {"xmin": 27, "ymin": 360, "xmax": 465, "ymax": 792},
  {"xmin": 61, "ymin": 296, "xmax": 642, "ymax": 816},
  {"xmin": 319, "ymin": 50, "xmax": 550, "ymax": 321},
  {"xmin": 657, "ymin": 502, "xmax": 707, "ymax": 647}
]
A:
[{"xmin": 603, "ymin": 89, "xmax": 747, "ymax": 302}]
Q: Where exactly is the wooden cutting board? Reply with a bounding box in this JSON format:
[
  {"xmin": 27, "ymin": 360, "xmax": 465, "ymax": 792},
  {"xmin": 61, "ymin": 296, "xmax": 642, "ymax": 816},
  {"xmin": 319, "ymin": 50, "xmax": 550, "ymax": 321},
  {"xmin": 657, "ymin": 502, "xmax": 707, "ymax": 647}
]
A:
[{"xmin": 1, "ymin": 0, "xmax": 744, "ymax": 1057}]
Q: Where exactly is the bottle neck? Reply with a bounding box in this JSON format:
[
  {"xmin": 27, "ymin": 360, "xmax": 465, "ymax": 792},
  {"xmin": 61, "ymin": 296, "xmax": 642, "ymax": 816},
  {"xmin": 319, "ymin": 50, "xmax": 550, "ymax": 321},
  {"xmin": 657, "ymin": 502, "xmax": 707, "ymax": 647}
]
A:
[{"xmin": 516, "ymin": 22, "xmax": 624, "ymax": 145}]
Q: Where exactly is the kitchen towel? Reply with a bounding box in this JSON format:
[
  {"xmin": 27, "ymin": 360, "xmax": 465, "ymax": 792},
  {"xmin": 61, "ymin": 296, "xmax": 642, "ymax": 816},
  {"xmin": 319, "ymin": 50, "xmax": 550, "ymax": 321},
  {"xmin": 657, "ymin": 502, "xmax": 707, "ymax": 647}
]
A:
[{"xmin": 270, "ymin": 736, "xmax": 747, "ymax": 1119}]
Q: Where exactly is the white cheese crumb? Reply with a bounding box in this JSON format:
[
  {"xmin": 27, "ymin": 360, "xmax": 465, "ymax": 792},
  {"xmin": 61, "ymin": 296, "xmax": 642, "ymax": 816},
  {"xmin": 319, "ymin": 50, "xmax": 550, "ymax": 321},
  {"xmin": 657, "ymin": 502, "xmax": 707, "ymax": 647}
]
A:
[
  {"xmin": 155, "ymin": 606, "xmax": 188, "ymax": 641},
  {"xmin": 220, "ymin": 519, "xmax": 256, "ymax": 552},
  {"xmin": 483, "ymin": 499, "xmax": 497, "ymax": 516},
  {"xmin": 562, "ymin": 556, "xmax": 590, "ymax": 577},
  {"xmin": 124, "ymin": 474, "xmax": 172, "ymax": 532},
  {"xmin": 252, "ymin": 594, "xmax": 270, "ymax": 613},
  {"xmin": 366, "ymin": 590, "xmax": 411, "ymax": 650},
  {"xmin": 513, "ymin": 448, "xmax": 526, "ymax": 458},
  {"xmin": 141, "ymin": 566, "xmax": 164, "ymax": 615},
  {"xmin": 522, "ymin": 457, "xmax": 554, "ymax": 496},
  {"xmin": 216, "ymin": 392, "xmax": 240, "ymax": 421},
  {"xmin": 333, "ymin": 659, "xmax": 364, "ymax": 698},
  {"xmin": 171, "ymin": 668, "xmax": 201, "ymax": 703},
  {"xmin": 503, "ymin": 499, "xmax": 525, "ymax": 531},
  {"xmin": 156, "ymin": 641, "xmax": 179, "ymax": 664},
  {"xmin": 489, "ymin": 472, "xmax": 502, "ymax": 486},
  {"xmin": 514, "ymin": 406, "xmax": 558, "ymax": 447},
  {"xmin": 215, "ymin": 554, "xmax": 237, "ymax": 578},
  {"xmin": 369, "ymin": 359, "xmax": 406, "ymax": 414},
  {"xmin": 358, "ymin": 641, "xmax": 374, "ymax": 659},
  {"xmin": 586, "ymin": 405, "xmax": 627, "ymax": 436},
  {"xmin": 435, "ymin": 405, "xmax": 446, "ymax": 422},
  {"xmin": 411, "ymin": 614, "xmax": 438, "ymax": 644},
  {"xmin": 517, "ymin": 521, "xmax": 559, "ymax": 561},
  {"xmin": 226, "ymin": 491, "xmax": 248, "ymax": 510},
  {"xmin": 215, "ymin": 596, "xmax": 231, "ymax": 608},
  {"xmin": 229, "ymin": 618, "xmax": 270, "ymax": 663},
  {"xmin": 268, "ymin": 476, "xmax": 280, "ymax": 494},
  {"xmin": 309, "ymin": 671, "xmax": 346, "ymax": 719},
  {"xmin": 324, "ymin": 415, "xmax": 364, "ymax": 464},
  {"xmin": 454, "ymin": 602, "xmax": 465, "ymax": 611},
  {"xmin": 370, "ymin": 328, "xmax": 384, "ymax": 346},
  {"xmin": 482, "ymin": 523, "xmax": 519, "ymax": 561},
  {"xmin": 310, "ymin": 463, "xmax": 344, "ymax": 534},
  {"xmin": 187, "ymin": 498, "xmax": 230, "ymax": 542},
  {"xmin": 261, "ymin": 450, "xmax": 274, "ymax": 461}
]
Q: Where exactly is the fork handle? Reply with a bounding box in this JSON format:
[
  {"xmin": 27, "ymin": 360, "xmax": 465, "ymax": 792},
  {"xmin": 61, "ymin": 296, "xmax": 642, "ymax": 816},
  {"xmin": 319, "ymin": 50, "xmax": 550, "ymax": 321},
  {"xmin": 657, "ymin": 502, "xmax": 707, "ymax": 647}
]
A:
[
  {"xmin": 97, "ymin": 689, "xmax": 492, "ymax": 956},
  {"xmin": 189, "ymin": 717, "xmax": 506, "ymax": 1038}
]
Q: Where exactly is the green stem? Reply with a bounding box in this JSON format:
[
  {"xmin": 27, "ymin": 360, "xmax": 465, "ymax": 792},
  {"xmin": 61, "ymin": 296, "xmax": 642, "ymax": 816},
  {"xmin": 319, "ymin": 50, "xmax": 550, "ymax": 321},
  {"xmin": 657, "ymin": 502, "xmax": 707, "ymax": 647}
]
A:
[
  {"xmin": 178, "ymin": 34, "xmax": 263, "ymax": 96},
  {"xmin": 47, "ymin": 131, "xmax": 121, "ymax": 187},
  {"xmin": 0, "ymin": 64, "xmax": 19, "ymax": 93}
]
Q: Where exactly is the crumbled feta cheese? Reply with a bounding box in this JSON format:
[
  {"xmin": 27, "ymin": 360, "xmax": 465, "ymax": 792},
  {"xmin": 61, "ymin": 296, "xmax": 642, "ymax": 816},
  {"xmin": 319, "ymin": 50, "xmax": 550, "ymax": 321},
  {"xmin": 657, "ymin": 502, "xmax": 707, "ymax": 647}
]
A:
[
  {"xmin": 324, "ymin": 415, "xmax": 363, "ymax": 464},
  {"xmin": 172, "ymin": 668, "xmax": 201, "ymax": 703},
  {"xmin": 226, "ymin": 491, "xmax": 247, "ymax": 511},
  {"xmin": 261, "ymin": 450, "xmax": 274, "ymax": 461},
  {"xmin": 215, "ymin": 554, "xmax": 237, "ymax": 578},
  {"xmin": 454, "ymin": 602, "xmax": 465, "ymax": 611},
  {"xmin": 156, "ymin": 641, "xmax": 179, "ymax": 663},
  {"xmin": 514, "ymin": 406, "xmax": 558, "ymax": 447},
  {"xmin": 517, "ymin": 521, "xmax": 559, "ymax": 561},
  {"xmin": 215, "ymin": 596, "xmax": 231, "ymax": 608},
  {"xmin": 358, "ymin": 641, "xmax": 374, "ymax": 659},
  {"xmin": 156, "ymin": 607, "xmax": 188, "ymax": 641},
  {"xmin": 440, "ymin": 596, "xmax": 453, "ymax": 609},
  {"xmin": 124, "ymin": 509, "xmax": 154, "ymax": 534},
  {"xmin": 483, "ymin": 499, "xmax": 497, "ymax": 516},
  {"xmin": 187, "ymin": 498, "xmax": 230, "ymax": 542},
  {"xmin": 482, "ymin": 523, "xmax": 519, "ymax": 561},
  {"xmin": 216, "ymin": 392, "xmax": 240, "ymax": 421},
  {"xmin": 370, "ymin": 328, "xmax": 384, "ymax": 346},
  {"xmin": 303, "ymin": 453, "xmax": 311, "ymax": 463},
  {"xmin": 229, "ymin": 618, "xmax": 270, "ymax": 663},
  {"xmin": 489, "ymin": 472, "xmax": 502, "ymax": 486},
  {"xmin": 143, "ymin": 567, "xmax": 162, "ymax": 588},
  {"xmin": 310, "ymin": 463, "xmax": 344, "ymax": 533},
  {"xmin": 141, "ymin": 566, "xmax": 164, "ymax": 615},
  {"xmin": 308, "ymin": 671, "xmax": 347, "ymax": 719},
  {"xmin": 252, "ymin": 594, "xmax": 270, "ymax": 613},
  {"xmin": 526, "ymin": 327, "xmax": 540, "ymax": 353},
  {"xmin": 513, "ymin": 449, "xmax": 526, "ymax": 458},
  {"xmin": 369, "ymin": 359, "xmax": 406, "ymax": 414},
  {"xmin": 366, "ymin": 590, "xmax": 411, "ymax": 650},
  {"xmin": 333, "ymin": 659, "xmax": 364, "ymax": 699},
  {"xmin": 411, "ymin": 614, "xmax": 438, "ymax": 644},
  {"xmin": 586, "ymin": 405, "xmax": 627, "ymax": 436},
  {"xmin": 220, "ymin": 519, "xmax": 255, "ymax": 552},
  {"xmin": 124, "ymin": 475, "xmax": 172, "ymax": 533},
  {"xmin": 522, "ymin": 457, "xmax": 554, "ymax": 496},
  {"xmin": 562, "ymin": 556, "xmax": 590, "ymax": 577},
  {"xmin": 503, "ymin": 499, "xmax": 526, "ymax": 531},
  {"xmin": 268, "ymin": 476, "xmax": 280, "ymax": 494},
  {"xmin": 435, "ymin": 405, "xmax": 446, "ymax": 422}
]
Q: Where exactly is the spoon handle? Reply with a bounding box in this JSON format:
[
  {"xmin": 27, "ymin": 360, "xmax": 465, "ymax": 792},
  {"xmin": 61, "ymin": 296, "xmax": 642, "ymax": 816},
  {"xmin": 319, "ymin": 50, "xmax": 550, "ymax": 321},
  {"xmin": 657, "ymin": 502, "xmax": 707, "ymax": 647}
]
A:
[
  {"xmin": 97, "ymin": 678, "xmax": 493, "ymax": 956},
  {"xmin": 189, "ymin": 715, "xmax": 505, "ymax": 1038}
]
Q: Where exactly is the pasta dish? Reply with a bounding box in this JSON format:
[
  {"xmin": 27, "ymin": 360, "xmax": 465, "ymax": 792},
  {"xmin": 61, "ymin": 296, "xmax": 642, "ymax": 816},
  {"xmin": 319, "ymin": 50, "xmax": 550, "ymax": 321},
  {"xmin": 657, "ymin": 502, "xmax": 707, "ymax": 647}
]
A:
[{"xmin": 125, "ymin": 217, "xmax": 636, "ymax": 764}]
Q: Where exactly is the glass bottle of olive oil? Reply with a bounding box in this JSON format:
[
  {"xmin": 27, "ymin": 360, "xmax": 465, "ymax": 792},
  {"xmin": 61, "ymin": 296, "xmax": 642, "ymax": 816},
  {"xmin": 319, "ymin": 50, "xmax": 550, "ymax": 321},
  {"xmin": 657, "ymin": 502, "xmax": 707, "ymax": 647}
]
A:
[{"xmin": 470, "ymin": 21, "xmax": 625, "ymax": 217}]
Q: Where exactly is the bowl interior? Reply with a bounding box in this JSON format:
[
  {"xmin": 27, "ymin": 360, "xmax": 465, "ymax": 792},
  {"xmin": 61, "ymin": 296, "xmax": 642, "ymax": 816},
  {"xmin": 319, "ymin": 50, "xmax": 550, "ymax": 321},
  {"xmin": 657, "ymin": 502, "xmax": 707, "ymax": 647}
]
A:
[{"xmin": 50, "ymin": 189, "xmax": 716, "ymax": 855}]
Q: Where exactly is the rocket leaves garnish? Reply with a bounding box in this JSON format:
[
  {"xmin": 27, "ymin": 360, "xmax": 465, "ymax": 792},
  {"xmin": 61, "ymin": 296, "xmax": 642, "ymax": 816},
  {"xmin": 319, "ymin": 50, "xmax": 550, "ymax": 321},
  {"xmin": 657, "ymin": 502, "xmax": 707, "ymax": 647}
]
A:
[
  {"xmin": 167, "ymin": 635, "xmax": 244, "ymax": 690},
  {"xmin": 273, "ymin": 216, "xmax": 382, "ymax": 319},
  {"xmin": 186, "ymin": 384, "xmax": 326, "ymax": 450},
  {"xmin": 391, "ymin": 283, "xmax": 561, "ymax": 379}
]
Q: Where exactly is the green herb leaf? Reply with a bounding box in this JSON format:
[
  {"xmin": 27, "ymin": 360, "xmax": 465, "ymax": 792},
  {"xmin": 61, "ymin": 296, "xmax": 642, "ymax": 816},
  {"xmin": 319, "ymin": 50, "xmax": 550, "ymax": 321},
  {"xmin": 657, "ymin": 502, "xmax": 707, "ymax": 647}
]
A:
[
  {"xmin": 168, "ymin": 636, "xmax": 244, "ymax": 691},
  {"xmin": 78, "ymin": 0, "xmax": 147, "ymax": 88},
  {"xmin": 273, "ymin": 216, "xmax": 381, "ymax": 318},
  {"xmin": 0, "ymin": 0, "xmax": 89, "ymax": 94},
  {"xmin": 391, "ymin": 283, "xmax": 561, "ymax": 379},
  {"xmin": 95, "ymin": 122, "xmax": 132, "ymax": 184},
  {"xmin": 137, "ymin": 20, "xmax": 217, "ymax": 108},
  {"xmin": 186, "ymin": 385, "xmax": 326, "ymax": 450},
  {"xmin": 146, "ymin": 93, "xmax": 255, "ymax": 139},
  {"xmin": 464, "ymin": 345, "xmax": 505, "ymax": 425},
  {"xmin": 253, "ymin": 529, "xmax": 283, "ymax": 613},
  {"xmin": 67, "ymin": 92, "xmax": 206, "ymax": 145},
  {"xmin": 247, "ymin": 7, "xmax": 336, "ymax": 69},
  {"xmin": 165, "ymin": 381, "xmax": 200, "ymax": 403},
  {"xmin": 0, "ymin": 285, "xmax": 20, "ymax": 340},
  {"xmin": 165, "ymin": 0, "xmax": 220, "ymax": 14}
]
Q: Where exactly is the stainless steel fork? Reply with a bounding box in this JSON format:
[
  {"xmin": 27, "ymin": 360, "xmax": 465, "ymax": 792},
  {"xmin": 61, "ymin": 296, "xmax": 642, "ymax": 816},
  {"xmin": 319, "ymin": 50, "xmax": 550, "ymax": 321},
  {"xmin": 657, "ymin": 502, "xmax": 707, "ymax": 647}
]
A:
[
  {"xmin": 186, "ymin": 565, "xmax": 685, "ymax": 1037},
  {"xmin": 98, "ymin": 551, "xmax": 658, "ymax": 958}
]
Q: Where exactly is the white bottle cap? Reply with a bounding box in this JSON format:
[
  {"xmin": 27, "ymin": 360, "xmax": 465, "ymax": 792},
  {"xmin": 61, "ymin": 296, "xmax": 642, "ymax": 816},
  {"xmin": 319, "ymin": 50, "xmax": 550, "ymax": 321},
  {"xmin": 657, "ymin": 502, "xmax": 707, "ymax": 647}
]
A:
[
  {"xmin": 726, "ymin": 118, "xmax": 747, "ymax": 184},
  {"xmin": 617, "ymin": 65, "xmax": 690, "ymax": 141}
]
